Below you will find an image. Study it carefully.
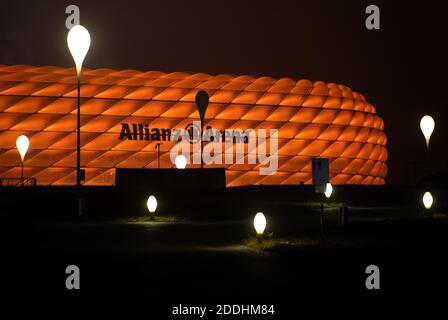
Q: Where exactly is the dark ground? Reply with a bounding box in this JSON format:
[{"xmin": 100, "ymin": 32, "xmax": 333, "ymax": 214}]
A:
[
  {"xmin": 1, "ymin": 184, "xmax": 448, "ymax": 316},
  {"xmin": 2, "ymin": 214, "xmax": 448, "ymax": 305}
]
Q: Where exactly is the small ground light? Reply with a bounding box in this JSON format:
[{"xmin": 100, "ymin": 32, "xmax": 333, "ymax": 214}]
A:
[
  {"xmin": 253, "ymin": 212, "xmax": 266, "ymax": 235},
  {"xmin": 324, "ymin": 183, "xmax": 333, "ymax": 199},
  {"xmin": 147, "ymin": 195, "xmax": 157, "ymax": 219},
  {"xmin": 423, "ymin": 192, "xmax": 433, "ymax": 210},
  {"xmin": 175, "ymin": 155, "xmax": 187, "ymax": 169}
]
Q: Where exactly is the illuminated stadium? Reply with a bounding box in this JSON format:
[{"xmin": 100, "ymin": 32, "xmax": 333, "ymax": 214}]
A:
[{"xmin": 0, "ymin": 64, "xmax": 388, "ymax": 186}]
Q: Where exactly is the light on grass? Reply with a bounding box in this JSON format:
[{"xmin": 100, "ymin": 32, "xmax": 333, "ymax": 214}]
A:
[
  {"xmin": 324, "ymin": 182, "xmax": 333, "ymax": 199},
  {"xmin": 147, "ymin": 195, "xmax": 158, "ymax": 214},
  {"xmin": 175, "ymin": 155, "xmax": 187, "ymax": 169},
  {"xmin": 16, "ymin": 135, "xmax": 30, "ymax": 161},
  {"xmin": 253, "ymin": 212, "xmax": 266, "ymax": 235},
  {"xmin": 67, "ymin": 25, "xmax": 91, "ymax": 76},
  {"xmin": 423, "ymin": 192, "xmax": 433, "ymax": 210},
  {"xmin": 420, "ymin": 115, "xmax": 435, "ymax": 149}
]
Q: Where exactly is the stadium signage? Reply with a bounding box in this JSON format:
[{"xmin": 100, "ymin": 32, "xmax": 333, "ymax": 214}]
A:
[{"xmin": 118, "ymin": 122, "xmax": 249, "ymax": 144}]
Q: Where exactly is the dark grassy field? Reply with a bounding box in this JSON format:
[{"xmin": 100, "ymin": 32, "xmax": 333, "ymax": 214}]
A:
[
  {"xmin": 1, "ymin": 185, "xmax": 447, "ymax": 311},
  {"xmin": 2, "ymin": 214, "xmax": 448, "ymax": 302}
]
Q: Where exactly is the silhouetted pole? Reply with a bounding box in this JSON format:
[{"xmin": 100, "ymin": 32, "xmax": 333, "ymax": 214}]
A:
[
  {"xmin": 195, "ymin": 90, "xmax": 209, "ymax": 169},
  {"xmin": 320, "ymin": 194, "xmax": 325, "ymax": 234},
  {"xmin": 156, "ymin": 142, "xmax": 161, "ymax": 168},
  {"xmin": 200, "ymin": 129, "xmax": 203, "ymax": 168},
  {"xmin": 76, "ymin": 77, "xmax": 81, "ymax": 186}
]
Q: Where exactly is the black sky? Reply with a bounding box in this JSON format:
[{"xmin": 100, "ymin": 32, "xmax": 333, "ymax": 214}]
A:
[{"xmin": 1, "ymin": 0, "xmax": 447, "ymax": 184}]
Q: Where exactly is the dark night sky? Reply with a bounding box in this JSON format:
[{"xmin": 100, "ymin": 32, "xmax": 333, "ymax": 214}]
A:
[{"xmin": 1, "ymin": 0, "xmax": 447, "ymax": 184}]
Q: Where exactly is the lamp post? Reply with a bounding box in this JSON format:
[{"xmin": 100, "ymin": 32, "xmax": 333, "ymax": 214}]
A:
[
  {"xmin": 16, "ymin": 135, "xmax": 29, "ymax": 186},
  {"xmin": 67, "ymin": 25, "xmax": 91, "ymax": 186},
  {"xmin": 195, "ymin": 91, "xmax": 209, "ymax": 169},
  {"xmin": 420, "ymin": 115, "xmax": 435, "ymax": 150},
  {"xmin": 155, "ymin": 142, "xmax": 161, "ymax": 168},
  {"xmin": 418, "ymin": 115, "xmax": 435, "ymax": 183}
]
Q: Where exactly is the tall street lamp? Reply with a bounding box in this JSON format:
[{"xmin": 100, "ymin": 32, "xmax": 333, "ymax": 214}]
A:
[
  {"xmin": 16, "ymin": 135, "xmax": 29, "ymax": 186},
  {"xmin": 420, "ymin": 115, "xmax": 435, "ymax": 149},
  {"xmin": 67, "ymin": 24, "xmax": 91, "ymax": 186}
]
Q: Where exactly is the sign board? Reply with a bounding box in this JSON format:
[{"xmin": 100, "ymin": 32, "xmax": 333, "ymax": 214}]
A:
[{"xmin": 312, "ymin": 158, "xmax": 329, "ymax": 193}]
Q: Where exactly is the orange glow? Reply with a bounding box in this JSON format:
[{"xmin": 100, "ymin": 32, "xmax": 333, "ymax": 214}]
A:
[{"xmin": 0, "ymin": 64, "xmax": 388, "ymax": 186}]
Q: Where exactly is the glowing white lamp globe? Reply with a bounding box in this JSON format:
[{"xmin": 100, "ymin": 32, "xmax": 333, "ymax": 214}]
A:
[
  {"xmin": 324, "ymin": 183, "xmax": 333, "ymax": 199},
  {"xmin": 420, "ymin": 115, "xmax": 435, "ymax": 149},
  {"xmin": 253, "ymin": 212, "xmax": 267, "ymax": 235},
  {"xmin": 147, "ymin": 195, "xmax": 158, "ymax": 214},
  {"xmin": 175, "ymin": 155, "xmax": 187, "ymax": 169},
  {"xmin": 16, "ymin": 135, "xmax": 30, "ymax": 161},
  {"xmin": 423, "ymin": 192, "xmax": 433, "ymax": 210},
  {"xmin": 67, "ymin": 25, "xmax": 91, "ymax": 76}
]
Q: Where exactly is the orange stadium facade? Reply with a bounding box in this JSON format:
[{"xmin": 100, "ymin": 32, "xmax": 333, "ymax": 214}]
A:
[{"xmin": 0, "ymin": 64, "xmax": 388, "ymax": 186}]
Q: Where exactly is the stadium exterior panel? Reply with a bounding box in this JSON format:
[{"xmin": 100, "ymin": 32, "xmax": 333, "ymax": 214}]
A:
[{"xmin": 0, "ymin": 65, "xmax": 388, "ymax": 186}]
